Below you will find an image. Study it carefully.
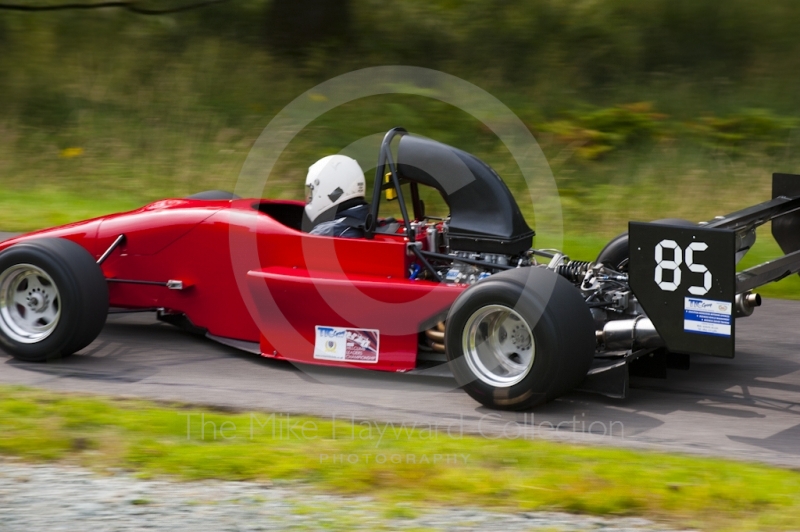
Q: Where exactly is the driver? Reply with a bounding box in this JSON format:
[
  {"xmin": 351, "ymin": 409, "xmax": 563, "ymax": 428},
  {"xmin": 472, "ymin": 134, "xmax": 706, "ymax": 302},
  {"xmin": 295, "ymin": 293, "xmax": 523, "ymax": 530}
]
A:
[{"xmin": 303, "ymin": 155, "xmax": 369, "ymax": 238}]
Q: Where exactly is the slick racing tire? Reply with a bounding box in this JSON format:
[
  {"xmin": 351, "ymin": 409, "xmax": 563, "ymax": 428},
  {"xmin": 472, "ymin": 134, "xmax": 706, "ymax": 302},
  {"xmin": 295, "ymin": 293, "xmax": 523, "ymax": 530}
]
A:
[
  {"xmin": 0, "ymin": 238, "xmax": 109, "ymax": 362},
  {"xmin": 597, "ymin": 218, "xmax": 695, "ymax": 271},
  {"xmin": 445, "ymin": 267, "xmax": 595, "ymax": 410}
]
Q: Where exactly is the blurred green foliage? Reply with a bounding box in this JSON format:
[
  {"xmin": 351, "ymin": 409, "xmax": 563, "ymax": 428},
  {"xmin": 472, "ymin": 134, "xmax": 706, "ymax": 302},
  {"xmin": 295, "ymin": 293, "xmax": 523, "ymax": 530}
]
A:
[
  {"xmin": 1, "ymin": 0, "xmax": 800, "ymax": 253},
  {"xmin": 690, "ymin": 110, "xmax": 799, "ymax": 155},
  {"xmin": 540, "ymin": 103, "xmax": 667, "ymax": 160},
  {"xmin": 539, "ymin": 105, "xmax": 799, "ymax": 160},
  {"xmin": 6, "ymin": 0, "xmax": 800, "ymax": 112}
]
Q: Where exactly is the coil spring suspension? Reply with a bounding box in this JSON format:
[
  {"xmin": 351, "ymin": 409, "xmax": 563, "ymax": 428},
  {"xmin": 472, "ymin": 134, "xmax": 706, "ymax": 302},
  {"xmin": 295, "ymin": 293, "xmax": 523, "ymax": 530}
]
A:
[
  {"xmin": 424, "ymin": 321, "xmax": 446, "ymax": 353},
  {"xmin": 556, "ymin": 260, "xmax": 592, "ymax": 282}
]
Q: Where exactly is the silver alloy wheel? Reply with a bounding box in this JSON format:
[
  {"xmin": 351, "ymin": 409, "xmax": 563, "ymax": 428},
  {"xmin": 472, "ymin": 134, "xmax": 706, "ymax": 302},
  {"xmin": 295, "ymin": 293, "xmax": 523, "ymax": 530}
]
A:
[
  {"xmin": 462, "ymin": 304, "xmax": 535, "ymax": 387},
  {"xmin": 0, "ymin": 264, "xmax": 61, "ymax": 344}
]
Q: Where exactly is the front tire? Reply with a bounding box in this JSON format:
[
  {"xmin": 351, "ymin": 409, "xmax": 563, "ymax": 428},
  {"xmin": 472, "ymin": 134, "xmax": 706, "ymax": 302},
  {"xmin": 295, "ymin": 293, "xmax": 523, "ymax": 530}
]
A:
[
  {"xmin": 186, "ymin": 190, "xmax": 240, "ymax": 200},
  {"xmin": 445, "ymin": 267, "xmax": 595, "ymax": 410},
  {"xmin": 0, "ymin": 238, "xmax": 109, "ymax": 362}
]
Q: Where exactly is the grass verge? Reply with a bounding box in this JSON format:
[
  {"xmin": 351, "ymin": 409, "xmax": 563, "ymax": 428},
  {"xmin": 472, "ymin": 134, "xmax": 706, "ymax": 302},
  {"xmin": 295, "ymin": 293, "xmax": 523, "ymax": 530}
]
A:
[
  {"xmin": 1, "ymin": 385, "xmax": 800, "ymax": 531},
  {"xmin": 0, "ymin": 186, "xmax": 143, "ymax": 232}
]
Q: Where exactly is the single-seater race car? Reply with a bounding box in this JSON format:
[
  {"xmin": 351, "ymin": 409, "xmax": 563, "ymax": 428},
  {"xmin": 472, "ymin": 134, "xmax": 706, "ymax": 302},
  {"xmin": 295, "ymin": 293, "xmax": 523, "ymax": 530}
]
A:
[{"xmin": 1, "ymin": 127, "xmax": 799, "ymax": 410}]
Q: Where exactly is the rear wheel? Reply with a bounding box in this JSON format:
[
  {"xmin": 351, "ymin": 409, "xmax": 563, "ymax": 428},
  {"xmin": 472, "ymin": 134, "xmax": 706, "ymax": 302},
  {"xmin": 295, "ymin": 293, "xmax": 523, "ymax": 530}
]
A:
[
  {"xmin": 0, "ymin": 238, "xmax": 109, "ymax": 362},
  {"xmin": 445, "ymin": 267, "xmax": 595, "ymax": 410},
  {"xmin": 597, "ymin": 218, "xmax": 695, "ymax": 271}
]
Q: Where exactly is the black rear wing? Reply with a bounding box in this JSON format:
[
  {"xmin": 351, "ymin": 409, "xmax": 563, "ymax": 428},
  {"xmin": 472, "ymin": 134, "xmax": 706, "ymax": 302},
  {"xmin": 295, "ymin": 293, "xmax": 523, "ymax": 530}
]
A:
[{"xmin": 628, "ymin": 173, "xmax": 800, "ymax": 358}]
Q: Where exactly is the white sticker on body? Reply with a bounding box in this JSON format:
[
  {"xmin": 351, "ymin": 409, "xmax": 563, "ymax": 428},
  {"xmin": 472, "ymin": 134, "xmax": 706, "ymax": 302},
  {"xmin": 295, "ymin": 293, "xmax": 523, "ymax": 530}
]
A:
[
  {"xmin": 683, "ymin": 297, "xmax": 732, "ymax": 337},
  {"xmin": 313, "ymin": 326, "xmax": 380, "ymax": 363}
]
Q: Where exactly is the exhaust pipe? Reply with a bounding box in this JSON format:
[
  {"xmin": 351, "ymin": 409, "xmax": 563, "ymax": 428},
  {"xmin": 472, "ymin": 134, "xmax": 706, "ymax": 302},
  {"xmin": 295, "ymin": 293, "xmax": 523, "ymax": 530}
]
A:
[
  {"xmin": 598, "ymin": 293, "xmax": 761, "ymax": 350},
  {"xmin": 735, "ymin": 292, "xmax": 761, "ymax": 317},
  {"xmin": 597, "ymin": 317, "xmax": 663, "ymax": 350}
]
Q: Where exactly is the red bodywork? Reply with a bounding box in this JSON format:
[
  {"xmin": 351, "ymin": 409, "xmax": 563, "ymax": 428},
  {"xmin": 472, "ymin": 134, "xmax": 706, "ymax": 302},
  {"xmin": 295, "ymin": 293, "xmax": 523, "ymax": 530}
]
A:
[{"xmin": 0, "ymin": 198, "xmax": 465, "ymax": 371}]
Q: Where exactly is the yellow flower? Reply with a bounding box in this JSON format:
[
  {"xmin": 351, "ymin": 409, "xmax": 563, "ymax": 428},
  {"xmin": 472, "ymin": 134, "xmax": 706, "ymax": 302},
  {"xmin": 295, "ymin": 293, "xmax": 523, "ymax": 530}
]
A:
[{"xmin": 60, "ymin": 147, "xmax": 84, "ymax": 159}]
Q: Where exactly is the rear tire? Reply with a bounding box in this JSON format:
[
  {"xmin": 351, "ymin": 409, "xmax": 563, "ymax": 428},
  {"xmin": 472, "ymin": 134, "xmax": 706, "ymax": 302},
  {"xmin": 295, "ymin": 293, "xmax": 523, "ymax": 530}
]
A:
[
  {"xmin": 0, "ymin": 238, "xmax": 109, "ymax": 362},
  {"xmin": 445, "ymin": 267, "xmax": 595, "ymax": 410},
  {"xmin": 597, "ymin": 218, "xmax": 695, "ymax": 271}
]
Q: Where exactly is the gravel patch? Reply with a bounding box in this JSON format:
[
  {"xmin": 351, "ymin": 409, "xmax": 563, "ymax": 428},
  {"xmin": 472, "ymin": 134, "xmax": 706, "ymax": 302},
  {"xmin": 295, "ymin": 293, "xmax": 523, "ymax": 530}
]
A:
[{"xmin": 0, "ymin": 458, "xmax": 692, "ymax": 531}]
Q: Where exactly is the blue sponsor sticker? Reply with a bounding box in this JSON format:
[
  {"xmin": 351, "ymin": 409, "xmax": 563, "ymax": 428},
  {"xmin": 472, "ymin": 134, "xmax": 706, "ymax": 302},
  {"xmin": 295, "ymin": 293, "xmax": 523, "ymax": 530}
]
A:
[{"xmin": 683, "ymin": 297, "xmax": 732, "ymax": 337}]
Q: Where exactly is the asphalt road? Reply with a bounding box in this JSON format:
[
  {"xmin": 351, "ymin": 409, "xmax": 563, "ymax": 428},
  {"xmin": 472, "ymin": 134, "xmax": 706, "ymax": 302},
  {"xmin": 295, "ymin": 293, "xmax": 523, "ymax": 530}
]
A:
[{"xmin": 1, "ymin": 298, "xmax": 800, "ymax": 467}]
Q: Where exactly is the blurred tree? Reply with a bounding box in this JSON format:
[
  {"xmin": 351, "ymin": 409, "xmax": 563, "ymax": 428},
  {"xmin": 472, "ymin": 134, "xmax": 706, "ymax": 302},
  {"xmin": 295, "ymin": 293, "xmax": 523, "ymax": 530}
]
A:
[
  {"xmin": 638, "ymin": 0, "xmax": 757, "ymax": 77},
  {"xmin": 265, "ymin": 0, "xmax": 351, "ymax": 54}
]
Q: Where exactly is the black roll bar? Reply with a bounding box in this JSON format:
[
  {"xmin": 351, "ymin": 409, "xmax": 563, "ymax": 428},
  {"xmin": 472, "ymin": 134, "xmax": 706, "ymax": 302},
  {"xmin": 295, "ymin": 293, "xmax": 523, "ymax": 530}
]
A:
[{"xmin": 367, "ymin": 127, "xmax": 411, "ymax": 239}]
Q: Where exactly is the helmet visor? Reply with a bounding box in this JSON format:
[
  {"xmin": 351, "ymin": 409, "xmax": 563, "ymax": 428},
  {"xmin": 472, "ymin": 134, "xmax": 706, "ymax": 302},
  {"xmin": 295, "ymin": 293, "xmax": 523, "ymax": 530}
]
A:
[{"xmin": 305, "ymin": 184, "xmax": 314, "ymax": 204}]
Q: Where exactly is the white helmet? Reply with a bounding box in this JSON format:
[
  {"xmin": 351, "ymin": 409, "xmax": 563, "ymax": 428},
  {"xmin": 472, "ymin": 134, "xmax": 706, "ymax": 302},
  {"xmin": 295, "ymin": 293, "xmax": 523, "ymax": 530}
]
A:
[{"xmin": 304, "ymin": 155, "xmax": 366, "ymax": 223}]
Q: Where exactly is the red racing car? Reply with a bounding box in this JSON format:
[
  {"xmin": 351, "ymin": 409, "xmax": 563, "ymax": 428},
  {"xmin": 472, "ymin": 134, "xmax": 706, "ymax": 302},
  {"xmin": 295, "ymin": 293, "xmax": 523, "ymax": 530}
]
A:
[{"xmin": 1, "ymin": 128, "xmax": 798, "ymax": 410}]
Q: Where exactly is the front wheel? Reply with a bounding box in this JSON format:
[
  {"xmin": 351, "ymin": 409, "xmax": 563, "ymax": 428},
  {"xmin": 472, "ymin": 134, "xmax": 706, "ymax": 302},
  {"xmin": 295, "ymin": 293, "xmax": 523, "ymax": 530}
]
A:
[
  {"xmin": 445, "ymin": 267, "xmax": 595, "ymax": 410},
  {"xmin": 0, "ymin": 238, "xmax": 109, "ymax": 362},
  {"xmin": 186, "ymin": 190, "xmax": 240, "ymax": 200}
]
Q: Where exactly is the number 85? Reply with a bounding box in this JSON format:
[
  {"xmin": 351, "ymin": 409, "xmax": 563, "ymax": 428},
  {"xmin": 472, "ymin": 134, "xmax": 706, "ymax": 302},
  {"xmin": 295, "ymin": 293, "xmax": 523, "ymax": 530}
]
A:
[{"xmin": 654, "ymin": 240, "xmax": 711, "ymax": 295}]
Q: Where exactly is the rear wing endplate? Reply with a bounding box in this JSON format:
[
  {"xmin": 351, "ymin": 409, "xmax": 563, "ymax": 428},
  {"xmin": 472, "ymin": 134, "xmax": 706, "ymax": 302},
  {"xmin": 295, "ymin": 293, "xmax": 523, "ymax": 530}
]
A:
[{"xmin": 628, "ymin": 173, "xmax": 800, "ymax": 358}]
